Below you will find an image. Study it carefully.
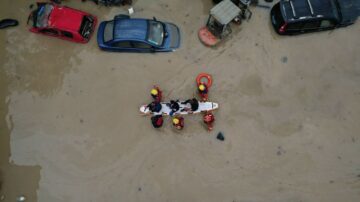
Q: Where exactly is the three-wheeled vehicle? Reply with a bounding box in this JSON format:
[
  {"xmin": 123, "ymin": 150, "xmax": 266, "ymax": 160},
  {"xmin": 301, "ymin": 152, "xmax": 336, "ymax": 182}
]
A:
[{"xmin": 198, "ymin": 0, "xmax": 252, "ymax": 46}]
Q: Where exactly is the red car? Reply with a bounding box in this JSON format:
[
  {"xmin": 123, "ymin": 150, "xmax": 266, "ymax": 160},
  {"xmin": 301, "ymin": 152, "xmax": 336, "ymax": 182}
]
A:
[{"xmin": 28, "ymin": 3, "xmax": 97, "ymax": 43}]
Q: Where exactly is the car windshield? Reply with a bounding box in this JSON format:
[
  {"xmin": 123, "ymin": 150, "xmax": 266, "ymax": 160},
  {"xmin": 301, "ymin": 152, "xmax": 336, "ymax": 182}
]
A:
[
  {"xmin": 104, "ymin": 21, "xmax": 114, "ymax": 42},
  {"xmin": 35, "ymin": 4, "xmax": 54, "ymax": 28},
  {"xmin": 147, "ymin": 21, "xmax": 164, "ymax": 46}
]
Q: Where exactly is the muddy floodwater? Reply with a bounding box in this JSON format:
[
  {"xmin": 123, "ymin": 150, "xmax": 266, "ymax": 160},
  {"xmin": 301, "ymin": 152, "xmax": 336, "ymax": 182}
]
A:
[{"xmin": 1, "ymin": 0, "xmax": 360, "ymax": 201}]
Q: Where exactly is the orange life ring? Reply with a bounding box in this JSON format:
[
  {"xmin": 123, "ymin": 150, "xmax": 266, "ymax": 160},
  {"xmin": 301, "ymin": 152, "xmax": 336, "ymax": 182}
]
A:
[
  {"xmin": 198, "ymin": 27, "xmax": 219, "ymax": 47},
  {"xmin": 196, "ymin": 73, "xmax": 212, "ymax": 88}
]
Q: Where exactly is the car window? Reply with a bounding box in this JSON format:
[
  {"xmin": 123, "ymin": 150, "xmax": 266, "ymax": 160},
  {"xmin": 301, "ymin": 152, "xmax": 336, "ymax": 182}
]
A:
[
  {"xmin": 112, "ymin": 41, "xmax": 132, "ymax": 48},
  {"xmin": 303, "ymin": 21, "xmax": 320, "ymax": 29},
  {"xmin": 133, "ymin": 41, "xmax": 152, "ymax": 49},
  {"xmin": 40, "ymin": 28, "xmax": 58, "ymax": 35},
  {"xmin": 320, "ymin": 20, "xmax": 334, "ymax": 28},
  {"xmin": 35, "ymin": 4, "xmax": 54, "ymax": 28},
  {"xmin": 79, "ymin": 16, "xmax": 94, "ymax": 39},
  {"xmin": 104, "ymin": 21, "xmax": 114, "ymax": 42},
  {"xmin": 287, "ymin": 22, "xmax": 303, "ymax": 30},
  {"xmin": 61, "ymin": 31, "xmax": 73, "ymax": 38},
  {"xmin": 147, "ymin": 21, "xmax": 164, "ymax": 46}
]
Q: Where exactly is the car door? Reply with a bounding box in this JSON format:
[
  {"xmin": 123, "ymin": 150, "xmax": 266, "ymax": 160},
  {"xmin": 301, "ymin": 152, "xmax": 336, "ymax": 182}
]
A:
[
  {"xmin": 302, "ymin": 19, "xmax": 321, "ymax": 33},
  {"xmin": 60, "ymin": 31, "xmax": 75, "ymax": 42},
  {"xmin": 110, "ymin": 41, "xmax": 133, "ymax": 52},
  {"xmin": 131, "ymin": 41, "xmax": 155, "ymax": 53},
  {"xmin": 39, "ymin": 28, "xmax": 59, "ymax": 37},
  {"xmin": 284, "ymin": 21, "xmax": 304, "ymax": 35}
]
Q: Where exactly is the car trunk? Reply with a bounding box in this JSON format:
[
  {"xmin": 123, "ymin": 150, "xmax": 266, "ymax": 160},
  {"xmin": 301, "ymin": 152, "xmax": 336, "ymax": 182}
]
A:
[
  {"xmin": 166, "ymin": 23, "xmax": 180, "ymax": 49},
  {"xmin": 271, "ymin": 3, "xmax": 286, "ymax": 33}
]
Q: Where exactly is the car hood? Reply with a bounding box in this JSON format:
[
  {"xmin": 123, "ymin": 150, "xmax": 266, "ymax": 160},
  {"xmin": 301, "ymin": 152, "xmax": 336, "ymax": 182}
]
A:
[
  {"xmin": 49, "ymin": 6, "xmax": 85, "ymax": 31},
  {"xmin": 163, "ymin": 23, "xmax": 181, "ymax": 50}
]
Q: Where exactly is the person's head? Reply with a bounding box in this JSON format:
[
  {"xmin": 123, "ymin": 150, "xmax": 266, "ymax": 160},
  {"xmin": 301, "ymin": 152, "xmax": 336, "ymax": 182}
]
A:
[
  {"xmin": 172, "ymin": 117, "xmax": 180, "ymax": 125},
  {"xmin": 151, "ymin": 89, "xmax": 158, "ymax": 96},
  {"xmin": 198, "ymin": 84, "xmax": 206, "ymax": 91}
]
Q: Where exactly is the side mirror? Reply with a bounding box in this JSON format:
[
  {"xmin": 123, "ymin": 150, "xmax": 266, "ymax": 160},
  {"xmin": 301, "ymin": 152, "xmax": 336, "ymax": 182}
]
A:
[{"xmin": 153, "ymin": 17, "xmax": 157, "ymax": 21}]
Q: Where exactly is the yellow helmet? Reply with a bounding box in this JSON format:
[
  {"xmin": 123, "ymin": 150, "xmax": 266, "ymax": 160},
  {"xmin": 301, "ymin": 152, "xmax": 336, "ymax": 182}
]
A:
[
  {"xmin": 172, "ymin": 118, "xmax": 180, "ymax": 125},
  {"xmin": 151, "ymin": 89, "xmax": 158, "ymax": 96},
  {"xmin": 199, "ymin": 84, "xmax": 205, "ymax": 91}
]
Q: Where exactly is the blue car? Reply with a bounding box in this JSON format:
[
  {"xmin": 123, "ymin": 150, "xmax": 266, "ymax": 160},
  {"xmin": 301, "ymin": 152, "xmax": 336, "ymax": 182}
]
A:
[{"xmin": 97, "ymin": 15, "xmax": 181, "ymax": 52}]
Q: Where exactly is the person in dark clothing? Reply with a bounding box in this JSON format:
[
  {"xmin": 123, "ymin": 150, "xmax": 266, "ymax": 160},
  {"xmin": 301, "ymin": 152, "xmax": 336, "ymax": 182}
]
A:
[
  {"xmin": 182, "ymin": 98, "xmax": 199, "ymax": 111},
  {"xmin": 147, "ymin": 101, "xmax": 162, "ymax": 113},
  {"xmin": 169, "ymin": 100, "xmax": 180, "ymax": 115},
  {"xmin": 151, "ymin": 115, "xmax": 163, "ymax": 128}
]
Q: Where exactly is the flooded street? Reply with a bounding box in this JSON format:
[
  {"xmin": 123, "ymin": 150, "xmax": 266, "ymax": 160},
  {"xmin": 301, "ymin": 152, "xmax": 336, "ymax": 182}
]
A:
[{"xmin": 1, "ymin": 0, "xmax": 360, "ymax": 201}]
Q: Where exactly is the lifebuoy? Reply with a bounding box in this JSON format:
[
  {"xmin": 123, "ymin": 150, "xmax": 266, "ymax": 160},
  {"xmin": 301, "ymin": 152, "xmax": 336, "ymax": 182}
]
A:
[
  {"xmin": 198, "ymin": 27, "xmax": 219, "ymax": 47},
  {"xmin": 196, "ymin": 73, "xmax": 213, "ymax": 88}
]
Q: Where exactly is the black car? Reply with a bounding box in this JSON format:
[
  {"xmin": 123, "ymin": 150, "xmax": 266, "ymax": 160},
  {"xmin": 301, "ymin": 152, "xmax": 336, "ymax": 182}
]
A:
[{"xmin": 270, "ymin": 0, "xmax": 360, "ymax": 35}]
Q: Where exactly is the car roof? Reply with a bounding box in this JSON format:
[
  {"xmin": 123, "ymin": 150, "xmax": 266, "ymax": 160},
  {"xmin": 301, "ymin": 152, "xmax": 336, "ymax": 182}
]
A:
[
  {"xmin": 280, "ymin": 0, "xmax": 339, "ymax": 22},
  {"xmin": 210, "ymin": 0, "xmax": 241, "ymax": 25},
  {"xmin": 114, "ymin": 18, "xmax": 148, "ymax": 41},
  {"xmin": 48, "ymin": 5, "xmax": 86, "ymax": 32}
]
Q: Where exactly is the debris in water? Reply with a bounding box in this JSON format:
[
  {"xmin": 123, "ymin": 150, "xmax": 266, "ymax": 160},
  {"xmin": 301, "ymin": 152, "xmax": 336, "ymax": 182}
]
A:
[
  {"xmin": 0, "ymin": 19, "xmax": 19, "ymax": 29},
  {"xmin": 138, "ymin": 187, "xmax": 142, "ymax": 191},
  {"xmin": 216, "ymin": 132, "xmax": 224, "ymax": 141},
  {"xmin": 16, "ymin": 195, "xmax": 26, "ymax": 202},
  {"xmin": 0, "ymin": 195, "xmax": 5, "ymax": 201},
  {"xmin": 128, "ymin": 7, "xmax": 134, "ymax": 15},
  {"xmin": 281, "ymin": 56, "xmax": 288, "ymax": 63},
  {"xmin": 276, "ymin": 146, "xmax": 286, "ymax": 156}
]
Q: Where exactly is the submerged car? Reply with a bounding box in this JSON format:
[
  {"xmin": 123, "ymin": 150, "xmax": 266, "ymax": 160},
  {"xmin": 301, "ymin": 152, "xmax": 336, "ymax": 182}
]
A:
[
  {"xmin": 270, "ymin": 0, "xmax": 360, "ymax": 35},
  {"xmin": 28, "ymin": 3, "xmax": 97, "ymax": 43},
  {"xmin": 97, "ymin": 15, "xmax": 181, "ymax": 52}
]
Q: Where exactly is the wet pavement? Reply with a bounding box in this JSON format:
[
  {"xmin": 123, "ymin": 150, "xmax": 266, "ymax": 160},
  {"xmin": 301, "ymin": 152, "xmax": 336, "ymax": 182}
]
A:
[{"xmin": 1, "ymin": 0, "xmax": 360, "ymax": 201}]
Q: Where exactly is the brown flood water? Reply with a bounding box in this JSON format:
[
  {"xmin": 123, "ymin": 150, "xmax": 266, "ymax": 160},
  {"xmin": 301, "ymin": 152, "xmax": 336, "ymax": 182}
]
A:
[{"xmin": 1, "ymin": 0, "xmax": 360, "ymax": 201}]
